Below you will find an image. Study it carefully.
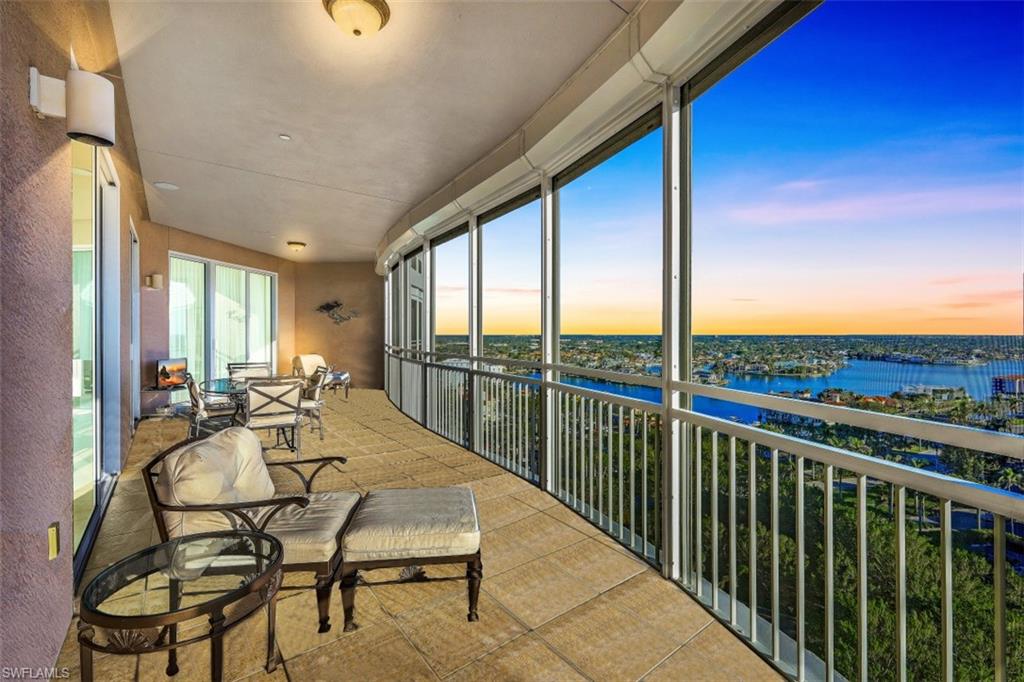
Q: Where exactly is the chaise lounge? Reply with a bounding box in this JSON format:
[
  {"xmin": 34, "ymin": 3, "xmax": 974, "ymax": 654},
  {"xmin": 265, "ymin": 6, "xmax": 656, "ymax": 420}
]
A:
[{"xmin": 143, "ymin": 427, "xmax": 482, "ymax": 636}]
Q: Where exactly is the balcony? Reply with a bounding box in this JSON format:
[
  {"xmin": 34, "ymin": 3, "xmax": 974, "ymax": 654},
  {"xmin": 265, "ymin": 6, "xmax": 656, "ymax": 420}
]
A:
[{"xmin": 61, "ymin": 388, "xmax": 777, "ymax": 681}]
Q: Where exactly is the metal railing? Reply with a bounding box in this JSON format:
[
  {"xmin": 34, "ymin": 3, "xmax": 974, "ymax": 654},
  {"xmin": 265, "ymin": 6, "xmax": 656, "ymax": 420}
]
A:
[{"xmin": 384, "ymin": 345, "xmax": 1023, "ymax": 682}]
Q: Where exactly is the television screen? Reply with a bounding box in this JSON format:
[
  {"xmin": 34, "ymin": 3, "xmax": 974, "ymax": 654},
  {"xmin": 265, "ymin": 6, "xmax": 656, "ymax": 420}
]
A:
[{"xmin": 157, "ymin": 358, "xmax": 188, "ymax": 388}]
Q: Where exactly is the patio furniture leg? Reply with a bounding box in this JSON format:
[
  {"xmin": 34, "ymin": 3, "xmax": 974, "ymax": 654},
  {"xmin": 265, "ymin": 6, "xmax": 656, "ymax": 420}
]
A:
[
  {"xmin": 315, "ymin": 576, "xmax": 333, "ymax": 633},
  {"xmin": 266, "ymin": 594, "xmax": 278, "ymax": 672},
  {"xmin": 167, "ymin": 578, "xmax": 181, "ymax": 675},
  {"xmin": 341, "ymin": 571, "xmax": 358, "ymax": 632},
  {"xmin": 467, "ymin": 555, "xmax": 482, "ymax": 622},
  {"xmin": 210, "ymin": 610, "xmax": 226, "ymax": 682},
  {"xmin": 79, "ymin": 641, "xmax": 93, "ymax": 682}
]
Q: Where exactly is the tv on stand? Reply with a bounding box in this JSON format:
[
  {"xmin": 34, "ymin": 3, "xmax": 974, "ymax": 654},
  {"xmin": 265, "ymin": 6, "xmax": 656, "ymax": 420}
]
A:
[{"xmin": 156, "ymin": 358, "xmax": 188, "ymax": 389}]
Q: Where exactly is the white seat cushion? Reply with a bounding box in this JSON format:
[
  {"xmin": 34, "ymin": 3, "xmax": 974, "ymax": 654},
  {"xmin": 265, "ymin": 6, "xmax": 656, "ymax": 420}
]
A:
[
  {"xmin": 246, "ymin": 414, "xmax": 301, "ymax": 429},
  {"xmin": 300, "ymin": 399, "xmax": 322, "ymax": 410},
  {"xmin": 341, "ymin": 487, "xmax": 480, "ymax": 563},
  {"xmin": 258, "ymin": 491, "xmax": 362, "ymax": 564}
]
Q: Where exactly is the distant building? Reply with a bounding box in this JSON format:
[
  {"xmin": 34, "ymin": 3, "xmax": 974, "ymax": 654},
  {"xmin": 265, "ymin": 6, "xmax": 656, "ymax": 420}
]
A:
[
  {"xmin": 901, "ymin": 385, "xmax": 967, "ymax": 400},
  {"xmin": 992, "ymin": 375, "xmax": 1024, "ymax": 397}
]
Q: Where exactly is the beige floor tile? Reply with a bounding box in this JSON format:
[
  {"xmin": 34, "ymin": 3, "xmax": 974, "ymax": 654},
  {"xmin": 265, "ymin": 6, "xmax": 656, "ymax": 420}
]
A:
[
  {"xmin": 545, "ymin": 538, "xmax": 647, "ymax": 594},
  {"xmin": 369, "ymin": 563, "xmax": 467, "ymax": 617},
  {"xmin": 285, "ymin": 620, "xmax": 440, "ymax": 682},
  {"xmin": 541, "ymin": 503, "xmax": 605, "ymax": 537},
  {"xmin": 478, "ymin": 529, "xmax": 539, "ymax": 577},
  {"xmin": 489, "ymin": 513, "xmax": 587, "ymax": 560},
  {"xmin": 476, "ymin": 495, "xmax": 540, "ymax": 532},
  {"xmin": 482, "ymin": 555, "xmax": 598, "ymax": 628},
  {"xmin": 600, "ymin": 573, "xmax": 712, "ymax": 645},
  {"xmin": 397, "ymin": 593, "xmax": 526, "ymax": 677},
  {"xmin": 445, "ymin": 633, "xmax": 585, "ymax": 682},
  {"xmin": 537, "ymin": 594, "xmax": 682, "ymax": 681},
  {"xmin": 643, "ymin": 622, "xmax": 782, "ymax": 681},
  {"xmin": 275, "ymin": 584, "xmax": 388, "ymax": 660},
  {"xmin": 65, "ymin": 652, "xmax": 138, "ymax": 682},
  {"xmin": 511, "ymin": 486, "xmax": 560, "ymax": 511}
]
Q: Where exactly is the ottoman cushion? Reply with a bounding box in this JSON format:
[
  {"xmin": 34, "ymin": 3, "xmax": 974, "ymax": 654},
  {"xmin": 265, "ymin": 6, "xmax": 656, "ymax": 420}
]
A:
[{"xmin": 342, "ymin": 487, "xmax": 480, "ymax": 562}]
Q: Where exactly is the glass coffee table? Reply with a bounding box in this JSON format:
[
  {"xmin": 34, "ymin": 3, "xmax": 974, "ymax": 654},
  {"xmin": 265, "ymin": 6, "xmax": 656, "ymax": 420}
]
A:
[{"xmin": 78, "ymin": 531, "xmax": 283, "ymax": 681}]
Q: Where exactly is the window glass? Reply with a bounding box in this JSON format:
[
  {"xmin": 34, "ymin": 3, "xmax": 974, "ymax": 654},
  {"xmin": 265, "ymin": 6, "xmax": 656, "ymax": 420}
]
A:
[
  {"xmin": 248, "ymin": 271, "xmax": 273, "ymax": 364},
  {"xmin": 481, "ymin": 197, "xmax": 541, "ymax": 363},
  {"xmin": 433, "ymin": 230, "xmax": 470, "ymax": 355},
  {"xmin": 557, "ymin": 124, "xmax": 663, "ymax": 375},
  {"xmin": 71, "ymin": 140, "xmax": 96, "ymax": 552},
  {"xmin": 406, "ymin": 251, "xmax": 424, "ymax": 350}
]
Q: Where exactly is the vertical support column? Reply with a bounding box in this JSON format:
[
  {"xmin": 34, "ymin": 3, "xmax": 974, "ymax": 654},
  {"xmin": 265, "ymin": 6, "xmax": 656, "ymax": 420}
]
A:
[
  {"xmin": 383, "ymin": 268, "xmax": 391, "ymax": 391},
  {"xmin": 421, "ymin": 239, "xmax": 433, "ymax": 426},
  {"xmin": 540, "ymin": 172, "xmax": 558, "ymax": 492},
  {"xmin": 661, "ymin": 82, "xmax": 683, "ymax": 580},
  {"xmin": 468, "ymin": 214, "xmax": 482, "ymax": 451}
]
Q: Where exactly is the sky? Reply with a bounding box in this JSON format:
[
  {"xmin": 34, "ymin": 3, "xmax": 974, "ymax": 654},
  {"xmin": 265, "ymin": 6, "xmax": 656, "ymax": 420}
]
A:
[{"xmin": 436, "ymin": 0, "xmax": 1023, "ymax": 336}]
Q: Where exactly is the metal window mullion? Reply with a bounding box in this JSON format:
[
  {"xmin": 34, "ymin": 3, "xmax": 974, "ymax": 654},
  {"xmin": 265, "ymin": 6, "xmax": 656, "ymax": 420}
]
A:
[
  {"xmin": 857, "ymin": 474, "xmax": 868, "ymax": 682},
  {"xmin": 468, "ymin": 215, "xmax": 482, "ymax": 451},
  {"xmin": 660, "ymin": 81, "xmax": 683, "ymax": 581},
  {"xmin": 940, "ymin": 498, "xmax": 953, "ymax": 682},
  {"xmin": 896, "ymin": 485, "xmax": 906, "ymax": 682},
  {"xmin": 796, "ymin": 454, "xmax": 805, "ymax": 680},
  {"xmin": 994, "ymin": 513, "xmax": 1006, "ymax": 682}
]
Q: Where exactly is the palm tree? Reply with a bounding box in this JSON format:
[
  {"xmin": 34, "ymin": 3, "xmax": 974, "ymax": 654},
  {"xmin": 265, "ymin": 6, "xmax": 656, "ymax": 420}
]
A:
[{"xmin": 996, "ymin": 467, "xmax": 1022, "ymax": 537}]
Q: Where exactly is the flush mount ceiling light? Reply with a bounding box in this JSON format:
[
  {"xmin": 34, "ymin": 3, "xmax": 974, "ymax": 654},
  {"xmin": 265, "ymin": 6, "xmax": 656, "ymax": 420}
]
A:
[
  {"xmin": 153, "ymin": 181, "xmax": 179, "ymax": 191},
  {"xmin": 323, "ymin": 0, "xmax": 390, "ymax": 37},
  {"xmin": 278, "ymin": 133, "xmax": 292, "ymax": 141},
  {"xmin": 287, "ymin": 241, "xmax": 307, "ymax": 252}
]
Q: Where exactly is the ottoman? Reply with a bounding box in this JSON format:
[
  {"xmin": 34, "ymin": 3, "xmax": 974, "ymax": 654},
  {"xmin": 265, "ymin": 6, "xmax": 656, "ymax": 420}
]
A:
[{"xmin": 338, "ymin": 487, "xmax": 482, "ymax": 630}]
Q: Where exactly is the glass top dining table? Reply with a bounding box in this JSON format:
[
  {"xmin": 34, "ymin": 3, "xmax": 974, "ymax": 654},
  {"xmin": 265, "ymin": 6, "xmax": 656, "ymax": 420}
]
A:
[{"xmin": 200, "ymin": 376, "xmax": 299, "ymax": 397}]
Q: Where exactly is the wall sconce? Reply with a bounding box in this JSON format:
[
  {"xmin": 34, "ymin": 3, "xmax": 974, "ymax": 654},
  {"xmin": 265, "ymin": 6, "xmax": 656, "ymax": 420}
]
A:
[
  {"xmin": 29, "ymin": 66, "xmax": 115, "ymax": 147},
  {"xmin": 145, "ymin": 274, "xmax": 164, "ymax": 290}
]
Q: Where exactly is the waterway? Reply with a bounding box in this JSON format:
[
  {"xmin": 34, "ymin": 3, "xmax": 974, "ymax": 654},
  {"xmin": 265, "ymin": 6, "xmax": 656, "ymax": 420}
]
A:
[{"xmin": 558, "ymin": 358, "xmax": 1023, "ymax": 424}]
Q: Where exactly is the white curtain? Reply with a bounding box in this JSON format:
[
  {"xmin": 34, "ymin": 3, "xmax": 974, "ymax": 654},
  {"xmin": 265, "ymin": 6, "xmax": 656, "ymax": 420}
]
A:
[
  {"xmin": 214, "ymin": 265, "xmax": 247, "ymax": 378},
  {"xmin": 169, "ymin": 257, "xmax": 206, "ymax": 381}
]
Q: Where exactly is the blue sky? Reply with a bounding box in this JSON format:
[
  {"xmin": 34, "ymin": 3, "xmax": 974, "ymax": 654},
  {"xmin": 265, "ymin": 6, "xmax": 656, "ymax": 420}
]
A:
[{"xmin": 437, "ymin": 1, "xmax": 1023, "ymax": 336}]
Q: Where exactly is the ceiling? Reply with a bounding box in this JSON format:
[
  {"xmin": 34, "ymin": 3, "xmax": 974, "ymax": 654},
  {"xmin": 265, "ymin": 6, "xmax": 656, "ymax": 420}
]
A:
[{"xmin": 109, "ymin": 0, "xmax": 637, "ymax": 262}]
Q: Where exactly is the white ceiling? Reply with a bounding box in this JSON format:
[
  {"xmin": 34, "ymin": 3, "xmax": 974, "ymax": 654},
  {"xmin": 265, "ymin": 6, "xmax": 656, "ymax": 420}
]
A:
[{"xmin": 110, "ymin": 0, "xmax": 636, "ymax": 261}]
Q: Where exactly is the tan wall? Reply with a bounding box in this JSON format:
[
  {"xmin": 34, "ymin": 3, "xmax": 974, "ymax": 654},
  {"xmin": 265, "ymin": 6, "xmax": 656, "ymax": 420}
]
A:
[
  {"xmin": 295, "ymin": 262, "xmax": 385, "ymax": 389},
  {"xmin": 0, "ymin": 0, "xmax": 149, "ymax": 668},
  {"xmin": 137, "ymin": 222, "xmax": 297, "ymax": 381}
]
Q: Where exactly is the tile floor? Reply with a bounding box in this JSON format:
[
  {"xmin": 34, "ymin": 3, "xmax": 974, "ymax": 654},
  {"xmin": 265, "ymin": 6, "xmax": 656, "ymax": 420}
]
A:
[{"xmin": 59, "ymin": 389, "xmax": 779, "ymax": 681}]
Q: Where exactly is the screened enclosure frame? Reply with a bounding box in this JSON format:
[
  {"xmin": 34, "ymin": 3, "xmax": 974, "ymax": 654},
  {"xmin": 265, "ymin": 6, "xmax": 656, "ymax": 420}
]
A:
[
  {"xmin": 168, "ymin": 251, "xmax": 279, "ymax": 382},
  {"xmin": 380, "ymin": 2, "xmax": 1021, "ymax": 681}
]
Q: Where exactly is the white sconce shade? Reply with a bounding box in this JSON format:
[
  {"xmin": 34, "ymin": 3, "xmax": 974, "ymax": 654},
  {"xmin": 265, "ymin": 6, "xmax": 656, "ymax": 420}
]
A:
[
  {"xmin": 66, "ymin": 69, "xmax": 115, "ymax": 147},
  {"xmin": 29, "ymin": 66, "xmax": 115, "ymax": 147},
  {"xmin": 145, "ymin": 273, "xmax": 164, "ymax": 290}
]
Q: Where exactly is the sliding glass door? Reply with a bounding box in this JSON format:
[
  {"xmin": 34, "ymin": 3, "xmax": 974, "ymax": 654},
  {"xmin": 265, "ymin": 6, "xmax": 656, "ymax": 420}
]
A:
[
  {"xmin": 71, "ymin": 141, "xmax": 97, "ymax": 553},
  {"xmin": 169, "ymin": 255, "xmax": 277, "ymax": 381}
]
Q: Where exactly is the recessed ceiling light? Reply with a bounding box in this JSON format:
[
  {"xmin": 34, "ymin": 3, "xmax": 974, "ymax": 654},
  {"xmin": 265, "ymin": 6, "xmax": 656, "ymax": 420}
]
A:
[
  {"xmin": 287, "ymin": 241, "xmax": 307, "ymax": 252},
  {"xmin": 278, "ymin": 133, "xmax": 292, "ymax": 141},
  {"xmin": 153, "ymin": 181, "xmax": 179, "ymax": 191}
]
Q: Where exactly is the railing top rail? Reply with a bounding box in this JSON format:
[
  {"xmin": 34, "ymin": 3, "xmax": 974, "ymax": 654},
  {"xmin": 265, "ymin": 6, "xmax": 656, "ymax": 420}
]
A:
[
  {"xmin": 389, "ymin": 345, "xmax": 1023, "ymax": 461},
  {"xmin": 678, "ymin": 381, "xmax": 1023, "ymax": 460},
  {"xmin": 677, "ymin": 408, "xmax": 1024, "ymax": 519}
]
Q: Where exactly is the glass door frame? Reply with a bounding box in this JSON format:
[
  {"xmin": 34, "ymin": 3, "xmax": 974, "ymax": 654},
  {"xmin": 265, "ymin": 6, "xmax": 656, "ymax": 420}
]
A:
[{"xmin": 168, "ymin": 251, "xmax": 279, "ymax": 381}]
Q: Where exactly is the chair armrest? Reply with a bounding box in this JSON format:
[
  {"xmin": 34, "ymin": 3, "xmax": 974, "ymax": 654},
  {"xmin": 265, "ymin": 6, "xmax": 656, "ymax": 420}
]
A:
[
  {"xmin": 265, "ymin": 457, "xmax": 348, "ymax": 493},
  {"xmin": 157, "ymin": 496, "xmax": 310, "ymax": 532}
]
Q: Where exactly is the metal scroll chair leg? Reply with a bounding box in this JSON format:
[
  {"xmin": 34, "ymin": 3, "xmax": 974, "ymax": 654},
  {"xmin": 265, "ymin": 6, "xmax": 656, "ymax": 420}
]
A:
[
  {"xmin": 341, "ymin": 571, "xmax": 358, "ymax": 632},
  {"xmin": 210, "ymin": 609, "xmax": 226, "ymax": 682},
  {"xmin": 467, "ymin": 554, "xmax": 482, "ymax": 622},
  {"xmin": 315, "ymin": 576, "xmax": 333, "ymax": 633}
]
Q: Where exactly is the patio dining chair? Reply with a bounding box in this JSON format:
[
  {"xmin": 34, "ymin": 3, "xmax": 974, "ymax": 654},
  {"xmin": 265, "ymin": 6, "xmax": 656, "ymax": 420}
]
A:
[
  {"xmin": 227, "ymin": 362, "xmax": 273, "ymax": 380},
  {"xmin": 185, "ymin": 373, "xmax": 236, "ymax": 438},
  {"xmin": 237, "ymin": 379, "xmax": 305, "ymax": 457},
  {"xmin": 301, "ymin": 366, "xmax": 330, "ymax": 441}
]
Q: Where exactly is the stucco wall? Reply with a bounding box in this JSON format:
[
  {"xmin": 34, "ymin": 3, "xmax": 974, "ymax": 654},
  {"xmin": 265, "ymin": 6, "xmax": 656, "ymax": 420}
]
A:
[
  {"xmin": 0, "ymin": 0, "xmax": 148, "ymax": 668},
  {"xmin": 137, "ymin": 221, "xmax": 297, "ymax": 382},
  {"xmin": 295, "ymin": 262, "xmax": 385, "ymax": 389}
]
